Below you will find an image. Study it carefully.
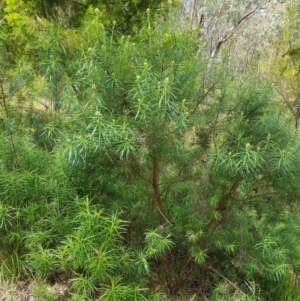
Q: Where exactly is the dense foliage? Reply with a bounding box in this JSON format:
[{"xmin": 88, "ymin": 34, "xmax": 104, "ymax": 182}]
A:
[{"xmin": 0, "ymin": 1, "xmax": 300, "ymax": 300}]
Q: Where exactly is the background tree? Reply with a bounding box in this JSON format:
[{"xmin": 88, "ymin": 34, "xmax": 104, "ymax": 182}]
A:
[
  {"xmin": 262, "ymin": 2, "xmax": 300, "ymax": 130},
  {"xmin": 182, "ymin": 0, "xmax": 289, "ymax": 73}
]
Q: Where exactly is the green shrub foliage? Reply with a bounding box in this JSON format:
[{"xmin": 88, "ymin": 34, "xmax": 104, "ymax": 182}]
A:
[{"xmin": 0, "ymin": 1, "xmax": 300, "ymax": 300}]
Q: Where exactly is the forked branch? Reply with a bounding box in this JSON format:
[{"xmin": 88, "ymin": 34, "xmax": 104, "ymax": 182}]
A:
[{"xmin": 210, "ymin": 0, "xmax": 271, "ymax": 57}]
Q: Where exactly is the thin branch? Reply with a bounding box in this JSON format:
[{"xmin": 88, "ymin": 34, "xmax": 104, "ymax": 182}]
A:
[
  {"xmin": 202, "ymin": 181, "xmax": 239, "ymax": 234},
  {"xmin": 191, "ymin": 84, "xmax": 216, "ymax": 114},
  {"xmin": 210, "ymin": 0, "xmax": 271, "ymax": 57},
  {"xmin": 206, "ymin": 265, "xmax": 246, "ymax": 296},
  {"xmin": 129, "ymin": 160, "xmax": 151, "ymax": 184}
]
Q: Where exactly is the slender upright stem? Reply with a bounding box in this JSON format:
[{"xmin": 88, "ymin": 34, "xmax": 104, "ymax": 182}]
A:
[
  {"xmin": 152, "ymin": 155, "xmax": 171, "ymax": 292},
  {"xmin": 152, "ymin": 155, "xmax": 164, "ymax": 225}
]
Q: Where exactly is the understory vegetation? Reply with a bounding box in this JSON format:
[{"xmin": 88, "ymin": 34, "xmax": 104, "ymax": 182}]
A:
[{"xmin": 1, "ymin": 0, "xmax": 300, "ymax": 300}]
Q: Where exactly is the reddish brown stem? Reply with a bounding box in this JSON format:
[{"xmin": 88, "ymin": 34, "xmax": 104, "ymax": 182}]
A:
[
  {"xmin": 152, "ymin": 156, "xmax": 164, "ymax": 225},
  {"xmin": 152, "ymin": 155, "xmax": 171, "ymax": 292}
]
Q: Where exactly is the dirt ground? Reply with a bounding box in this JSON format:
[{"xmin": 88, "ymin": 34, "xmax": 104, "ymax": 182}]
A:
[
  {"xmin": 0, "ymin": 280, "xmax": 201, "ymax": 301},
  {"xmin": 0, "ymin": 281, "xmax": 68, "ymax": 301}
]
